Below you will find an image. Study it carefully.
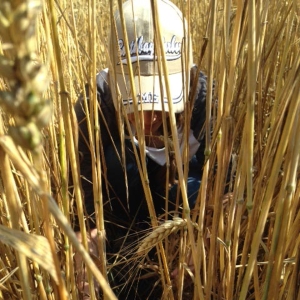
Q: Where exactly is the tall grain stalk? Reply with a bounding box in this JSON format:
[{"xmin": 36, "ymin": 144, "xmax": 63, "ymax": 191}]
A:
[{"xmin": 204, "ymin": 0, "xmax": 217, "ymax": 298}]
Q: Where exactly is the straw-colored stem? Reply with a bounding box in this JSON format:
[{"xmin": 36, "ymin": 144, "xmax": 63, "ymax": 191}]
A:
[
  {"xmin": 263, "ymin": 77, "xmax": 300, "ymax": 300},
  {"xmin": 0, "ymin": 151, "xmax": 32, "ymax": 300},
  {"xmin": 0, "ymin": 103, "xmax": 33, "ymax": 300},
  {"xmin": 88, "ymin": 0, "xmax": 108, "ymax": 286},
  {"xmin": 269, "ymin": 2, "xmax": 293, "ymax": 126},
  {"xmin": 218, "ymin": 1, "xmax": 243, "ymax": 292},
  {"xmin": 228, "ymin": 176, "xmax": 246, "ymax": 299},
  {"xmin": 245, "ymin": 0, "xmax": 256, "ymax": 212},
  {"xmin": 46, "ymin": 0, "xmax": 95, "ymax": 298},
  {"xmin": 177, "ymin": 226, "xmax": 187, "ymax": 300},
  {"xmin": 239, "ymin": 62, "xmax": 299, "ymax": 299},
  {"xmin": 284, "ymin": 230, "xmax": 300, "ymax": 300},
  {"xmin": 47, "ymin": 0, "xmax": 74, "ymax": 292},
  {"xmin": 33, "ymin": 148, "xmax": 68, "ymax": 299},
  {"xmin": 204, "ymin": 0, "xmax": 218, "ymax": 298},
  {"xmin": 224, "ymin": 0, "xmax": 243, "ymax": 116}
]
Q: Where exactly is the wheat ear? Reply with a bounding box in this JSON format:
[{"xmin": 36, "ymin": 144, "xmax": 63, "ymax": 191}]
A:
[
  {"xmin": 0, "ymin": 0, "xmax": 51, "ymax": 150},
  {"xmin": 137, "ymin": 217, "xmax": 188, "ymax": 254}
]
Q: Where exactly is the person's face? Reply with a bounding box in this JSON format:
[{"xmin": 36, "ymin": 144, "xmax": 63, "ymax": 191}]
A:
[{"xmin": 127, "ymin": 110, "xmax": 168, "ymax": 136}]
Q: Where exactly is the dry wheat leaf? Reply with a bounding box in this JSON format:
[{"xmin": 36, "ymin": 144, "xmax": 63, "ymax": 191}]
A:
[{"xmin": 0, "ymin": 225, "xmax": 58, "ymax": 283}]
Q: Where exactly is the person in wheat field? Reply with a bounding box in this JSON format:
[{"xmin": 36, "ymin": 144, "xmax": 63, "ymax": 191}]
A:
[{"xmin": 73, "ymin": 0, "xmax": 209, "ymax": 299}]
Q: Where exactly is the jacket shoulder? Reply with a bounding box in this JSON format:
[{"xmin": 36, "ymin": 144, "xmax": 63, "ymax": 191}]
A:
[{"xmin": 75, "ymin": 69, "xmax": 118, "ymax": 148}]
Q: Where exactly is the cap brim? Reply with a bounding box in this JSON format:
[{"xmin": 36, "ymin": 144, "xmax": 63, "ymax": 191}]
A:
[{"xmin": 116, "ymin": 72, "xmax": 185, "ymax": 114}]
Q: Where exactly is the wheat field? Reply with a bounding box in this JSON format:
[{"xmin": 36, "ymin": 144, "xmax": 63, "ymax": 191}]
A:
[{"xmin": 0, "ymin": 0, "xmax": 299, "ymax": 299}]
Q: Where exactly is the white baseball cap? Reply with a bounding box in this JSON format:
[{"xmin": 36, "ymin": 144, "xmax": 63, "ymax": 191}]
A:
[{"xmin": 110, "ymin": 0, "xmax": 192, "ymax": 114}]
